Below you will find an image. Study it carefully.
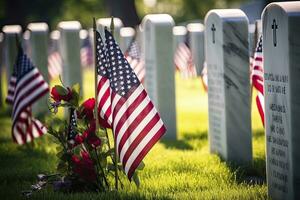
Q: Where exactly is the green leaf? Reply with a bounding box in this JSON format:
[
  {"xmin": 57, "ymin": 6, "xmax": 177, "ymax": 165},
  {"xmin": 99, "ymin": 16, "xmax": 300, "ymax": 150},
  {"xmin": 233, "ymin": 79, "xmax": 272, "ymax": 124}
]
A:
[
  {"xmin": 132, "ymin": 172, "xmax": 140, "ymax": 188},
  {"xmin": 136, "ymin": 161, "xmax": 145, "ymax": 171},
  {"xmin": 54, "ymin": 85, "xmax": 68, "ymax": 96}
]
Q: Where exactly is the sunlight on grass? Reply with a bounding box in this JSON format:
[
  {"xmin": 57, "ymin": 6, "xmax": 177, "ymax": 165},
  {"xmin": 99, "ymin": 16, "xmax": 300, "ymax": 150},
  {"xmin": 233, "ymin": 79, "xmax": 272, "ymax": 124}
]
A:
[{"xmin": 0, "ymin": 70, "xmax": 267, "ymax": 199}]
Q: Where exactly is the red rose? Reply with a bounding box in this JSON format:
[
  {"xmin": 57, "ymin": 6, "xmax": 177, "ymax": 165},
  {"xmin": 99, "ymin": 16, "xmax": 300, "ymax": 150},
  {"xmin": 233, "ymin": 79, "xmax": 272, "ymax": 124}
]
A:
[
  {"xmin": 51, "ymin": 86, "xmax": 72, "ymax": 102},
  {"xmin": 73, "ymin": 121, "xmax": 101, "ymax": 148},
  {"xmin": 51, "ymin": 87, "xmax": 60, "ymax": 102},
  {"xmin": 74, "ymin": 134, "xmax": 84, "ymax": 145},
  {"xmin": 85, "ymin": 121, "xmax": 101, "ymax": 148},
  {"xmin": 78, "ymin": 98, "xmax": 95, "ymax": 120},
  {"xmin": 71, "ymin": 151, "xmax": 97, "ymax": 182}
]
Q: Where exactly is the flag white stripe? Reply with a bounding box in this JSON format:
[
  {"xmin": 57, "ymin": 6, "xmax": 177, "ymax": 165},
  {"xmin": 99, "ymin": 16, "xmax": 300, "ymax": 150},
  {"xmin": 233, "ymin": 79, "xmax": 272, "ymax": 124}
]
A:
[
  {"xmin": 116, "ymin": 94, "xmax": 150, "ymax": 151},
  {"xmin": 119, "ymin": 105, "xmax": 156, "ymax": 162},
  {"xmin": 124, "ymin": 118, "xmax": 164, "ymax": 174},
  {"xmin": 14, "ymin": 68, "xmax": 39, "ymax": 92},
  {"xmin": 13, "ymin": 75, "xmax": 44, "ymax": 107},
  {"xmin": 13, "ymin": 83, "xmax": 48, "ymax": 121},
  {"xmin": 113, "ymin": 86, "xmax": 144, "ymax": 129}
]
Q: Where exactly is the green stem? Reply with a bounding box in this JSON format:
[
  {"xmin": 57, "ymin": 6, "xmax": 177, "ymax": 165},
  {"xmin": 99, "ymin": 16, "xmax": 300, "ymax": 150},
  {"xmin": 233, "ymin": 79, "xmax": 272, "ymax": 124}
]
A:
[{"xmin": 94, "ymin": 149, "xmax": 109, "ymax": 189}]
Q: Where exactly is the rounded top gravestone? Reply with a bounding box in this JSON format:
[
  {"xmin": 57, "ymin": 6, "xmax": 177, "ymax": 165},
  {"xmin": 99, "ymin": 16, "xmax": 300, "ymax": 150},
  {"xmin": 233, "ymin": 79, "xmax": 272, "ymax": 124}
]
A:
[
  {"xmin": 2, "ymin": 25, "xmax": 22, "ymax": 34},
  {"xmin": 173, "ymin": 26, "xmax": 187, "ymax": 36},
  {"xmin": 262, "ymin": 2, "xmax": 300, "ymax": 200},
  {"xmin": 173, "ymin": 26, "xmax": 187, "ymax": 52},
  {"xmin": 120, "ymin": 27, "xmax": 135, "ymax": 37},
  {"xmin": 97, "ymin": 17, "xmax": 123, "ymax": 44},
  {"xmin": 186, "ymin": 23, "xmax": 205, "ymax": 75},
  {"xmin": 79, "ymin": 29, "xmax": 88, "ymax": 40},
  {"xmin": 58, "ymin": 21, "xmax": 81, "ymax": 31},
  {"xmin": 28, "ymin": 23, "xmax": 49, "ymax": 32},
  {"xmin": 187, "ymin": 23, "xmax": 204, "ymax": 32},
  {"xmin": 120, "ymin": 27, "xmax": 135, "ymax": 51},
  {"xmin": 50, "ymin": 30, "xmax": 60, "ymax": 40},
  {"xmin": 142, "ymin": 14, "xmax": 174, "ymax": 27},
  {"xmin": 2, "ymin": 25, "xmax": 22, "ymax": 85},
  {"xmin": 205, "ymin": 9, "xmax": 248, "ymax": 21},
  {"xmin": 141, "ymin": 14, "xmax": 177, "ymax": 140},
  {"xmin": 204, "ymin": 9, "xmax": 252, "ymax": 164}
]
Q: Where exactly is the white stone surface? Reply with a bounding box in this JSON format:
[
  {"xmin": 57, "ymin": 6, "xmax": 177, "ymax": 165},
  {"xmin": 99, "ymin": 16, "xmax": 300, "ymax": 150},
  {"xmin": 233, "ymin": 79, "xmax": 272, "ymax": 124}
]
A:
[
  {"xmin": 120, "ymin": 27, "xmax": 135, "ymax": 52},
  {"xmin": 97, "ymin": 18, "xmax": 123, "ymax": 45},
  {"xmin": 58, "ymin": 21, "xmax": 82, "ymax": 92},
  {"xmin": 187, "ymin": 23, "xmax": 205, "ymax": 75},
  {"xmin": 263, "ymin": 2, "xmax": 300, "ymax": 199},
  {"xmin": 205, "ymin": 9, "xmax": 252, "ymax": 164},
  {"xmin": 27, "ymin": 22, "xmax": 49, "ymax": 115},
  {"xmin": 2, "ymin": 25, "xmax": 22, "ymax": 85},
  {"xmin": 142, "ymin": 14, "xmax": 177, "ymax": 139}
]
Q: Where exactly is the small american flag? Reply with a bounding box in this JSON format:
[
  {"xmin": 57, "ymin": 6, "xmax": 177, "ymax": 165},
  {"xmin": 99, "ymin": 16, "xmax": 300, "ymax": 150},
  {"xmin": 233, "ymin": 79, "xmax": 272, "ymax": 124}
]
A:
[
  {"xmin": 251, "ymin": 36, "xmax": 264, "ymax": 126},
  {"xmin": 96, "ymin": 30, "xmax": 112, "ymax": 128},
  {"xmin": 48, "ymin": 39, "xmax": 62, "ymax": 80},
  {"xmin": 124, "ymin": 39, "xmax": 145, "ymax": 84},
  {"xmin": 104, "ymin": 29, "xmax": 166, "ymax": 179},
  {"xmin": 6, "ymin": 66, "xmax": 17, "ymax": 104},
  {"xmin": 81, "ymin": 37, "xmax": 93, "ymax": 68},
  {"xmin": 174, "ymin": 40, "xmax": 197, "ymax": 78},
  {"xmin": 68, "ymin": 108, "xmax": 78, "ymax": 144},
  {"xmin": 10, "ymin": 46, "xmax": 49, "ymax": 144}
]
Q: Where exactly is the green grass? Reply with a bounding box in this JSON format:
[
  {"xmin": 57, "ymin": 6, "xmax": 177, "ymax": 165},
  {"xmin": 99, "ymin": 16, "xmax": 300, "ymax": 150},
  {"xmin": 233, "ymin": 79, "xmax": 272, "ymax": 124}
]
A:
[{"xmin": 0, "ymin": 71, "xmax": 267, "ymax": 199}]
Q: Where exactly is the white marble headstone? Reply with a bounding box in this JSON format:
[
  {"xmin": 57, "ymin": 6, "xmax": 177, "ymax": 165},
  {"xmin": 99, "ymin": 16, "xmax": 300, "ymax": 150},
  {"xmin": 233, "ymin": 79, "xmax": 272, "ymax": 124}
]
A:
[
  {"xmin": 142, "ymin": 14, "xmax": 177, "ymax": 140},
  {"xmin": 173, "ymin": 26, "xmax": 187, "ymax": 52},
  {"xmin": 187, "ymin": 23, "xmax": 205, "ymax": 76},
  {"xmin": 205, "ymin": 9, "xmax": 252, "ymax": 164},
  {"xmin": 27, "ymin": 22, "xmax": 49, "ymax": 115},
  {"xmin": 120, "ymin": 27, "xmax": 135, "ymax": 52},
  {"xmin": 96, "ymin": 18, "xmax": 123, "ymax": 45},
  {"xmin": 262, "ymin": 2, "xmax": 300, "ymax": 199},
  {"xmin": 58, "ymin": 21, "xmax": 82, "ymax": 91},
  {"xmin": 2, "ymin": 25, "xmax": 22, "ymax": 85}
]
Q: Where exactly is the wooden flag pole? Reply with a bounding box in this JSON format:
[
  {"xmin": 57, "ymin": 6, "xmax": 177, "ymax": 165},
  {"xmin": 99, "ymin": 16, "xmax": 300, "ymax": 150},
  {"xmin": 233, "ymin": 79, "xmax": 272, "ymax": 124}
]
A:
[
  {"xmin": 93, "ymin": 18, "xmax": 100, "ymax": 134},
  {"xmin": 110, "ymin": 16, "xmax": 119, "ymax": 191}
]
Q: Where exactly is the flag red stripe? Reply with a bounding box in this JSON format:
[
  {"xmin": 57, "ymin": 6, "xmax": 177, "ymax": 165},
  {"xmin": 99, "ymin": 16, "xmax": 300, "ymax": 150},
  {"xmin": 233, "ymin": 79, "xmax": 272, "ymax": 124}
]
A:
[
  {"xmin": 114, "ymin": 90, "xmax": 147, "ymax": 138},
  {"xmin": 127, "ymin": 125, "xmax": 166, "ymax": 179},
  {"xmin": 121, "ymin": 110, "xmax": 158, "ymax": 165},
  {"xmin": 13, "ymin": 80, "xmax": 47, "ymax": 117},
  {"xmin": 118, "ymin": 101, "xmax": 154, "ymax": 155},
  {"xmin": 256, "ymin": 95, "xmax": 264, "ymax": 126}
]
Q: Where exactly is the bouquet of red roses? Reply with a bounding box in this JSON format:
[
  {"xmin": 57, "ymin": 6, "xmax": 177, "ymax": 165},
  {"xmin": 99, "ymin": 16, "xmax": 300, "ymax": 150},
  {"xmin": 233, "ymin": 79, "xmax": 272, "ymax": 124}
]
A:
[{"xmin": 22, "ymin": 83, "xmax": 135, "ymax": 197}]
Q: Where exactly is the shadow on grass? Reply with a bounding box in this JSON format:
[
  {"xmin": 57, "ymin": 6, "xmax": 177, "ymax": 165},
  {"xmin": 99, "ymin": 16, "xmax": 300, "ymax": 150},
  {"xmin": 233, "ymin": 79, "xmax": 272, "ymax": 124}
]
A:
[
  {"xmin": 160, "ymin": 139, "xmax": 193, "ymax": 150},
  {"xmin": 222, "ymin": 157, "xmax": 266, "ymax": 185},
  {"xmin": 181, "ymin": 130, "xmax": 208, "ymax": 141},
  {"xmin": 160, "ymin": 130, "xmax": 208, "ymax": 150}
]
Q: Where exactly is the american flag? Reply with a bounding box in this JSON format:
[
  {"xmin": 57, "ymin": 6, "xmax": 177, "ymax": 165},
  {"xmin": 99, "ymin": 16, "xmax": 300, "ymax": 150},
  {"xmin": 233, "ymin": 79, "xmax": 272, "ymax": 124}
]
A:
[
  {"xmin": 10, "ymin": 46, "xmax": 49, "ymax": 144},
  {"xmin": 68, "ymin": 108, "xmax": 77, "ymax": 144},
  {"xmin": 102, "ymin": 29, "xmax": 166, "ymax": 179},
  {"xmin": 48, "ymin": 39, "xmax": 62, "ymax": 80},
  {"xmin": 251, "ymin": 36, "xmax": 264, "ymax": 126},
  {"xmin": 174, "ymin": 40, "xmax": 197, "ymax": 78},
  {"xmin": 6, "ymin": 66, "xmax": 17, "ymax": 104},
  {"xmin": 96, "ymin": 30, "xmax": 112, "ymax": 128},
  {"xmin": 81, "ymin": 37, "xmax": 93, "ymax": 68},
  {"xmin": 124, "ymin": 39, "xmax": 145, "ymax": 83}
]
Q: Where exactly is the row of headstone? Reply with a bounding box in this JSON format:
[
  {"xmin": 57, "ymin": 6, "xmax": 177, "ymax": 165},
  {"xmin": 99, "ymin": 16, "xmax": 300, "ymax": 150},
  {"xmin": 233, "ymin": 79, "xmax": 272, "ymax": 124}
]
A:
[{"xmin": 204, "ymin": 2, "xmax": 300, "ymax": 199}]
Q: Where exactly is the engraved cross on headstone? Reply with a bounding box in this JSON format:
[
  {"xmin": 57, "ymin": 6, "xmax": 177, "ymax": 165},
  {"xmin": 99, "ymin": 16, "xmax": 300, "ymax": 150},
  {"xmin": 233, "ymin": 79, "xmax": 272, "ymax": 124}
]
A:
[
  {"xmin": 211, "ymin": 24, "xmax": 216, "ymax": 44},
  {"xmin": 271, "ymin": 19, "xmax": 278, "ymax": 47}
]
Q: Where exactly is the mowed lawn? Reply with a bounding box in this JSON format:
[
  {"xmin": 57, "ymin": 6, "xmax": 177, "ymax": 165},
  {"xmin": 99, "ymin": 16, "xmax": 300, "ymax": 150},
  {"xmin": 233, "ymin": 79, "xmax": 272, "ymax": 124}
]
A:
[{"xmin": 0, "ymin": 70, "xmax": 267, "ymax": 199}]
